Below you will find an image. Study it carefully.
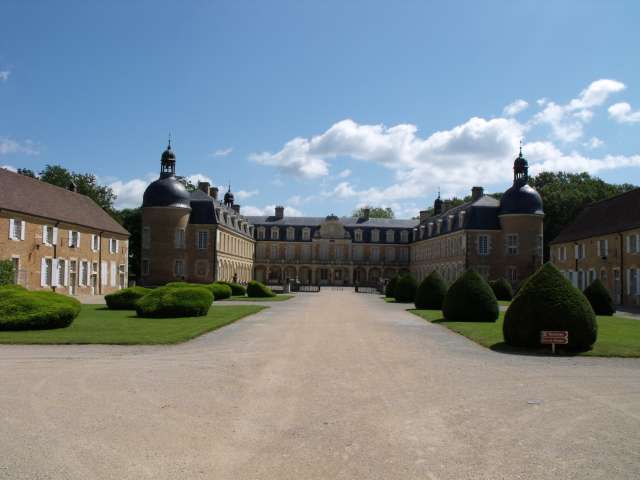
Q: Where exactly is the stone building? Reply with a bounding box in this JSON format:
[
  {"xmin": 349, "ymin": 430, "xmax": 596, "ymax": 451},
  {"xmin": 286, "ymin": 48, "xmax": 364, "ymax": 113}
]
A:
[
  {"xmin": 140, "ymin": 143, "xmax": 255, "ymax": 286},
  {"xmin": 0, "ymin": 167, "xmax": 129, "ymax": 295},
  {"xmin": 410, "ymin": 149, "xmax": 544, "ymax": 286},
  {"xmin": 550, "ymin": 188, "xmax": 640, "ymax": 307}
]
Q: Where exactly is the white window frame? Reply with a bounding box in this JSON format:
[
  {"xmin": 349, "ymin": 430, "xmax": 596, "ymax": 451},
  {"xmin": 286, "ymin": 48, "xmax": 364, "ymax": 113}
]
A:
[
  {"xmin": 174, "ymin": 259, "xmax": 185, "ymax": 277},
  {"xmin": 400, "ymin": 230, "xmax": 409, "ymax": 243},
  {"xmin": 270, "ymin": 227, "xmax": 280, "ymax": 240},
  {"xmin": 302, "ymin": 228, "xmax": 311, "ymax": 241},
  {"xmin": 506, "ymin": 234, "xmax": 519, "ymax": 255},
  {"xmin": 371, "ymin": 230, "xmax": 380, "ymax": 242},
  {"xmin": 9, "ymin": 219, "xmax": 26, "ymax": 241},
  {"xmin": 354, "ymin": 229, "xmax": 363, "ymax": 242},
  {"xmin": 478, "ymin": 235, "xmax": 489, "ymax": 256},
  {"xmin": 91, "ymin": 233, "xmax": 100, "ymax": 252},
  {"xmin": 43, "ymin": 225, "xmax": 57, "ymax": 246},
  {"xmin": 386, "ymin": 230, "xmax": 395, "ymax": 243},
  {"xmin": 68, "ymin": 230, "xmax": 80, "ymax": 248},
  {"xmin": 257, "ymin": 227, "xmax": 265, "ymax": 240},
  {"xmin": 197, "ymin": 230, "xmax": 209, "ymax": 250},
  {"xmin": 286, "ymin": 227, "xmax": 295, "ymax": 241}
]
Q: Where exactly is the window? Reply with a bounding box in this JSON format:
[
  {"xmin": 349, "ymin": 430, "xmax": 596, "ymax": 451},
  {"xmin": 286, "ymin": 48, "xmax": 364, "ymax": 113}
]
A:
[
  {"xmin": 597, "ymin": 239, "xmax": 609, "ymax": 258},
  {"xmin": 68, "ymin": 230, "xmax": 80, "ymax": 248},
  {"xmin": 558, "ymin": 246, "xmax": 567, "ymax": 261},
  {"xmin": 110, "ymin": 261, "xmax": 117, "ymax": 287},
  {"xmin": 588, "ymin": 269, "xmax": 596, "ymax": 285},
  {"xmin": 386, "ymin": 247, "xmax": 395, "ymax": 261},
  {"xmin": 271, "ymin": 227, "xmax": 280, "ymax": 240},
  {"xmin": 196, "ymin": 260, "xmax": 207, "ymax": 276},
  {"xmin": 174, "ymin": 259, "xmax": 184, "ymax": 277},
  {"xmin": 43, "ymin": 225, "xmax": 56, "ymax": 246},
  {"xmin": 400, "ymin": 230, "xmax": 409, "ymax": 243},
  {"xmin": 41, "ymin": 258, "xmax": 53, "ymax": 287},
  {"xmin": 303, "ymin": 245, "xmax": 312, "ymax": 260},
  {"xmin": 80, "ymin": 261, "xmax": 89, "ymax": 286},
  {"xmin": 371, "ymin": 230, "xmax": 379, "ymax": 242},
  {"xmin": 354, "ymin": 229, "xmax": 363, "ymax": 242},
  {"xmin": 577, "ymin": 270, "xmax": 585, "ymax": 290},
  {"xmin": 11, "ymin": 257, "xmax": 20, "ymax": 284},
  {"xmin": 302, "ymin": 228, "xmax": 311, "ymax": 241},
  {"xmin": 436, "ymin": 220, "xmax": 442, "ymax": 234},
  {"xmin": 109, "ymin": 238, "xmax": 119, "ymax": 254},
  {"xmin": 536, "ymin": 235, "xmax": 543, "ymax": 257},
  {"xmin": 257, "ymin": 227, "xmax": 265, "ymax": 240},
  {"xmin": 386, "ymin": 230, "xmax": 395, "ymax": 243},
  {"xmin": 90, "ymin": 234, "xmax": 100, "ymax": 251},
  {"xmin": 8, "ymin": 219, "xmax": 25, "ymax": 241},
  {"xmin": 286, "ymin": 245, "xmax": 294, "ymax": 259},
  {"xmin": 601, "ymin": 269, "xmax": 608, "ymax": 283},
  {"xmin": 335, "ymin": 246, "xmax": 343, "ymax": 259},
  {"xmin": 575, "ymin": 243, "xmax": 585, "ymax": 260},
  {"xmin": 506, "ymin": 234, "xmax": 519, "ymax": 255},
  {"xmin": 119, "ymin": 264, "xmax": 126, "ymax": 289},
  {"xmin": 507, "ymin": 266, "xmax": 518, "ymax": 283},
  {"xmin": 175, "ymin": 229, "xmax": 185, "ymax": 249},
  {"xmin": 142, "ymin": 228, "xmax": 150, "ymax": 249},
  {"xmin": 628, "ymin": 268, "xmax": 640, "ymax": 296},
  {"xmin": 478, "ymin": 235, "xmax": 489, "ymax": 256},
  {"xmin": 197, "ymin": 231, "xmax": 209, "ymax": 250},
  {"xmin": 142, "ymin": 259, "xmax": 150, "ymax": 275},
  {"xmin": 353, "ymin": 246, "xmax": 363, "ymax": 260},
  {"xmin": 287, "ymin": 227, "xmax": 295, "ymax": 241},
  {"xmin": 270, "ymin": 244, "xmax": 278, "ymax": 259},
  {"xmin": 371, "ymin": 247, "xmax": 380, "ymax": 261}
]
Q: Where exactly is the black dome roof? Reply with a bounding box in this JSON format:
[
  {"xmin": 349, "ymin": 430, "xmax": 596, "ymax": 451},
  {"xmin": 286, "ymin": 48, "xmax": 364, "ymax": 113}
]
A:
[
  {"xmin": 161, "ymin": 146, "xmax": 175, "ymax": 162},
  {"xmin": 143, "ymin": 176, "xmax": 191, "ymax": 208},
  {"xmin": 500, "ymin": 183, "xmax": 543, "ymax": 215},
  {"xmin": 224, "ymin": 190, "xmax": 234, "ymax": 204}
]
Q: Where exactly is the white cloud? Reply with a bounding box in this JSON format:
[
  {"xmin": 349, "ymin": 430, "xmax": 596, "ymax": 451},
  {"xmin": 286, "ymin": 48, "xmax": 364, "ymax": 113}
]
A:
[
  {"xmin": 583, "ymin": 137, "xmax": 604, "ymax": 149},
  {"xmin": 109, "ymin": 178, "xmax": 149, "ymax": 209},
  {"xmin": 503, "ymin": 99, "xmax": 528, "ymax": 116},
  {"xmin": 338, "ymin": 168, "xmax": 351, "ymax": 178},
  {"xmin": 212, "ymin": 147, "xmax": 233, "ymax": 157},
  {"xmin": 608, "ymin": 102, "xmax": 640, "ymax": 123},
  {"xmin": 0, "ymin": 137, "xmax": 39, "ymax": 155},
  {"xmin": 1, "ymin": 164, "xmax": 17, "ymax": 172},
  {"xmin": 250, "ymin": 137, "xmax": 330, "ymax": 178},
  {"xmin": 532, "ymin": 79, "xmax": 626, "ymax": 142},
  {"xmin": 235, "ymin": 189, "xmax": 259, "ymax": 200},
  {"xmin": 0, "ymin": 71, "xmax": 9, "ymax": 82},
  {"xmin": 242, "ymin": 204, "xmax": 303, "ymax": 217},
  {"xmin": 331, "ymin": 181, "xmax": 357, "ymax": 198},
  {"xmin": 185, "ymin": 173, "xmax": 213, "ymax": 185}
]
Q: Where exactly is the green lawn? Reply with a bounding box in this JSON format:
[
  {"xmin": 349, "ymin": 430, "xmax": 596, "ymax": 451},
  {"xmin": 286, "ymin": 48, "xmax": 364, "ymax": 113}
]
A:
[
  {"xmin": 410, "ymin": 309, "xmax": 640, "ymax": 357},
  {"xmin": 498, "ymin": 300, "xmax": 511, "ymax": 307},
  {"xmin": 224, "ymin": 294, "xmax": 294, "ymax": 302},
  {"xmin": 0, "ymin": 304, "xmax": 266, "ymax": 345}
]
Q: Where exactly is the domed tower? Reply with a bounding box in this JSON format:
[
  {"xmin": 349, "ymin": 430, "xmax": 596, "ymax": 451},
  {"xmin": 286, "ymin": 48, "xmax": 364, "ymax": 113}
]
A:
[
  {"xmin": 498, "ymin": 145, "xmax": 544, "ymax": 284},
  {"xmin": 223, "ymin": 185, "xmax": 234, "ymax": 208},
  {"xmin": 141, "ymin": 141, "xmax": 192, "ymax": 285}
]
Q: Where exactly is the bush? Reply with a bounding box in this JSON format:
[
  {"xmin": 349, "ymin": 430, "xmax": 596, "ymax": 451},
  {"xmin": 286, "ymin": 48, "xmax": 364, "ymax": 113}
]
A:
[
  {"xmin": 503, "ymin": 263, "xmax": 597, "ymax": 350},
  {"xmin": 442, "ymin": 270, "xmax": 499, "ymax": 322},
  {"xmin": 583, "ymin": 278, "xmax": 615, "ymax": 316},
  {"xmin": 210, "ymin": 282, "xmax": 233, "ymax": 300},
  {"xmin": 489, "ymin": 278, "xmax": 513, "ymax": 301},
  {"xmin": 135, "ymin": 286, "xmax": 213, "ymax": 318},
  {"xmin": 385, "ymin": 276, "xmax": 399, "ymax": 298},
  {"xmin": 394, "ymin": 275, "xmax": 418, "ymax": 303},
  {"xmin": 0, "ymin": 259, "xmax": 15, "ymax": 286},
  {"xmin": 247, "ymin": 281, "xmax": 276, "ymax": 298},
  {"xmin": 218, "ymin": 281, "xmax": 246, "ymax": 296},
  {"xmin": 104, "ymin": 286, "xmax": 151, "ymax": 310},
  {"xmin": 414, "ymin": 271, "xmax": 448, "ymax": 309},
  {"xmin": 0, "ymin": 287, "xmax": 81, "ymax": 330}
]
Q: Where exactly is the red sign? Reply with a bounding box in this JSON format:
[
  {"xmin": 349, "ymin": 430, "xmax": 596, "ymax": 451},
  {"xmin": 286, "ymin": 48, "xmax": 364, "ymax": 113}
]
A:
[{"xmin": 541, "ymin": 331, "xmax": 569, "ymax": 345}]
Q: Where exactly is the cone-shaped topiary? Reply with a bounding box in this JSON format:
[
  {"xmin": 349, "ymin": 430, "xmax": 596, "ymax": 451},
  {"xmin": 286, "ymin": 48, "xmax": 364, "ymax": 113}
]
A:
[
  {"xmin": 105, "ymin": 286, "xmax": 151, "ymax": 310},
  {"xmin": 442, "ymin": 270, "xmax": 499, "ymax": 322},
  {"xmin": 394, "ymin": 275, "xmax": 418, "ymax": 303},
  {"xmin": 136, "ymin": 286, "xmax": 213, "ymax": 318},
  {"xmin": 489, "ymin": 278, "xmax": 513, "ymax": 301},
  {"xmin": 583, "ymin": 278, "xmax": 615, "ymax": 316},
  {"xmin": 0, "ymin": 288, "xmax": 81, "ymax": 330},
  {"xmin": 414, "ymin": 271, "xmax": 448, "ymax": 309},
  {"xmin": 503, "ymin": 263, "xmax": 597, "ymax": 350},
  {"xmin": 210, "ymin": 282, "xmax": 232, "ymax": 300},
  {"xmin": 247, "ymin": 281, "xmax": 276, "ymax": 298},
  {"xmin": 385, "ymin": 275, "xmax": 399, "ymax": 298}
]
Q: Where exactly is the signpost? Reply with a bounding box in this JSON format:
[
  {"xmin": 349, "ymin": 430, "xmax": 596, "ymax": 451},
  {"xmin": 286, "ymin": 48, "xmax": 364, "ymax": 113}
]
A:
[{"xmin": 540, "ymin": 331, "xmax": 569, "ymax": 353}]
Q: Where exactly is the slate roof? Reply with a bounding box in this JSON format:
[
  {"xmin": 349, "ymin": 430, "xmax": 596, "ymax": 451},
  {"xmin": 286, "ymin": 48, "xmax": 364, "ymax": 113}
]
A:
[
  {"xmin": 550, "ymin": 188, "xmax": 640, "ymax": 244},
  {"xmin": 245, "ymin": 216, "xmax": 418, "ymax": 228},
  {"xmin": 188, "ymin": 190, "xmax": 253, "ymax": 238},
  {"xmin": 0, "ymin": 167, "xmax": 129, "ymax": 236}
]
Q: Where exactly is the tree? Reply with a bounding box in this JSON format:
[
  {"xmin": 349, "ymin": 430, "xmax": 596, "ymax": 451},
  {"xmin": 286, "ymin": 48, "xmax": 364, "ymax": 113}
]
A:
[
  {"xmin": 39, "ymin": 165, "xmax": 117, "ymax": 213},
  {"xmin": 352, "ymin": 207, "xmax": 394, "ymax": 218},
  {"xmin": 17, "ymin": 168, "xmax": 37, "ymax": 178},
  {"xmin": 115, "ymin": 208, "xmax": 141, "ymax": 279},
  {"xmin": 176, "ymin": 176, "xmax": 198, "ymax": 192},
  {"xmin": 0, "ymin": 260, "xmax": 15, "ymax": 286}
]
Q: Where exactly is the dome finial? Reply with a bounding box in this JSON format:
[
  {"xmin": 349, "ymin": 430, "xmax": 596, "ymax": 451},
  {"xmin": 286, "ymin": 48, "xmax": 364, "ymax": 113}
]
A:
[
  {"xmin": 168, "ymin": 132, "xmax": 171, "ymax": 150},
  {"xmin": 519, "ymin": 139, "xmax": 523, "ymax": 157}
]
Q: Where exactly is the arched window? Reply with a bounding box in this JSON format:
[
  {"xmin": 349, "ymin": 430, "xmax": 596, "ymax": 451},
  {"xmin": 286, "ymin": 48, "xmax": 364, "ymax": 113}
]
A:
[
  {"xmin": 271, "ymin": 227, "xmax": 280, "ymax": 240},
  {"xmin": 371, "ymin": 229, "xmax": 380, "ymax": 242},
  {"xmin": 257, "ymin": 227, "xmax": 265, "ymax": 240},
  {"xmin": 287, "ymin": 227, "xmax": 295, "ymax": 241},
  {"xmin": 386, "ymin": 230, "xmax": 395, "ymax": 243},
  {"xmin": 302, "ymin": 227, "xmax": 311, "ymax": 241},
  {"xmin": 400, "ymin": 230, "xmax": 409, "ymax": 243},
  {"xmin": 354, "ymin": 229, "xmax": 363, "ymax": 242}
]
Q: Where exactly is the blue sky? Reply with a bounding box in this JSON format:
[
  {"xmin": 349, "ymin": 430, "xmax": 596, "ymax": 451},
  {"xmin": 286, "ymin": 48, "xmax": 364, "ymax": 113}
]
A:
[{"xmin": 1, "ymin": 0, "xmax": 639, "ymax": 217}]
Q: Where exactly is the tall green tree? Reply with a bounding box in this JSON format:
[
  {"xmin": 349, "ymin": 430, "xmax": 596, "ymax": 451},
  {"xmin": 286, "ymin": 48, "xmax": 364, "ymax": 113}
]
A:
[
  {"xmin": 115, "ymin": 208, "xmax": 142, "ymax": 279},
  {"xmin": 17, "ymin": 168, "xmax": 37, "ymax": 178},
  {"xmin": 39, "ymin": 165, "xmax": 117, "ymax": 213},
  {"xmin": 352, "ymin": 207, "xmax": 394, "ymax": 218}
]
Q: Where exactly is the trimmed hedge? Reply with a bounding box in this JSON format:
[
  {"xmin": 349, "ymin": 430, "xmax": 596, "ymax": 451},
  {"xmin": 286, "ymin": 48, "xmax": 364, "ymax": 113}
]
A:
[
  {"xmin": 583, "ymin": 278, "xmax": 615, "ymax": 316},
  {"xmin": 489, "ymin": 278, "xmax": 513, "ymax": 301},
  {"xmin": 247, "ymin": 281, "xmax": 276, "ymax": 298},
  {"xmin": 0, "ymin": 287, "xmax": 81, "ymax": 330},
  {"xmin": 136, "ymin": 286, "xmax": 213, "ymax": 318},
  {"xmin": 105, "ymin": 286, "xmax": 151, "ymax": 310},
  {"xmin": 503, "ymin": 263, "xmax": 597, "ymax": 350},
  {"xmin": 385, "ymin": 276, "xmax": 399, "ymax": 298},
  {"xmin": 218, "ymin": 281, "xmax": 246, "ymax": 296},
  {"xmin": 414, "ymin": 271, "xmax": 448, "ymax": 309},
  {"xmin": 442, "ymin": 270, "xmax": 499, "ymax": 322},
  {"xmin": 210, "ymin": 282, "xmax": 233, "ymax": 300},
  {"xmin": 394, "ymin": 275, "xmax": 418, "ymax": 303},
  {"xmin": 0, "ymin": 259, "xmax": 15, "ymax": 286}
]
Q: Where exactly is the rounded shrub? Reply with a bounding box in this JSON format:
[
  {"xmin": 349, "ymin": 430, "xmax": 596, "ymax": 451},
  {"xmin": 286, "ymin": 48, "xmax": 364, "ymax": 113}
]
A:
[
  {"xmin": 219, "ymin": 281, "xmax": 246, "ymax": 296},
  {"xmin": 414, "ymin": 271, "xmax": 448, "ymax": 309},
  {"xmin": 489, "ymin": 278, "xmax": 513, "ymax": 301},
  {"xmin": 247, "ymin": 281, "xmax": 276, "ymax": 298},
  {"xmin": 385, "ymin": 275, "xmax": 399, "ymax": 298},
  {"xmin": 210, "ymin": 282, "xmax": 233, "ymax": 300},
  {"xmin": 503, "ymin": 263, "xmax": 597, "ymax": 350},
  {"xmin": 104, "ymin": 286, "xmax": 151, "ymax": 310},
  {"xmin": 583, "ymin": 278, "xmax": 615, "ymax": 316},
  {"xmin": 394, "ymin": 275, "xmax": 418, "ymax": 303},
  {"xmin": 442, "ymin": 270, "xmax": 499, "ymax": 322},
  {"xmin": 135, "ymin": 286, "xmax": 213, "ymax": 318},
  {"xmin": 0, "ymin": 288, "xmax": 81, "ymax": 330}
]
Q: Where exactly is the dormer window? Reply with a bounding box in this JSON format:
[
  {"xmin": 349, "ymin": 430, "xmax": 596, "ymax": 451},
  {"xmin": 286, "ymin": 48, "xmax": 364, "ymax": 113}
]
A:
[
  {"xmin": 302, "ymin": 227, "xmax": 311, "ymax": 241},
  {"xmin": 436, "ymin": 220, "xmax": 442, "ymax": 234},
  {"xmin": 400, "ymin": 230, "xmax": 409, "ymax": 243},
  {"xmin": 448, "ymin": 215, "xmax": 454, "ymax": 231},
  {"xmin": 354, "ymin": 229, "xmax": 363, "ymax": 242},
  {"xmin": 271, "ymin": 226, "xmax": 280, "ymax": 240},
  {"xmin": 428, "ymin": 223, "xmax": 434, "ymax": 237},
  {"xmin": 287, "ymin": 227, "xmax": 295, "ymax": 241},
  {"xmin": 386, "ymin": 230, "xmax": 395, "ymax": 243},
  {"xmin": 257, "ymin": 227, "xmax": 265, "ymax": 240},
  {"xmin": 371, "ymin": 229, "xmax": 380, "ymax": 242},
  {"xmin": 458, "ymin": 211, "xmax": 466, "ymax": 228}
]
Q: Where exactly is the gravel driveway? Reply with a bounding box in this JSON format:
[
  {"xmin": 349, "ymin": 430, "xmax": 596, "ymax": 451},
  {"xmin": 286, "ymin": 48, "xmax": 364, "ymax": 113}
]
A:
[{"xmin": 0, "ymin": 290, "xmax": 639, "ymax": 479}]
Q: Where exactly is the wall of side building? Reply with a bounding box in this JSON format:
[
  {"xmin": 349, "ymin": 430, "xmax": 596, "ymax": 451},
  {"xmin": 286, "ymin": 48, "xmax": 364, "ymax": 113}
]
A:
[{"xmin": 0, "ymin": 212, "xmax": 129, "ymax": 295}]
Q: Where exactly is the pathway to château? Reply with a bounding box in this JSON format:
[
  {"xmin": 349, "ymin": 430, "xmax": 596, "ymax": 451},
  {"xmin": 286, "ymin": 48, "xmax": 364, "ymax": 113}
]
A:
[{"xmin": 1, "ymin": 290, "xmax": 639, "ymax": 479}]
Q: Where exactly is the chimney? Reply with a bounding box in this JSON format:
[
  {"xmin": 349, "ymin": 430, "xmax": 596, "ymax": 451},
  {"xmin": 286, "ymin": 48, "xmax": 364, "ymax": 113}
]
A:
[
  {"xmin": 210, "ymin": 187, "xmax": 219, "ymax": 200},
  {"xmin": 419, "ymin": 210, "xmax": 429, "ymax": 223},
  {"xmin": 198, "ymin": 181, "xmax": 210, "ymax": 194},
  {"xmin": 362, "ymin": 207, "xmax": 371, "ymax": 220},
  {"xmin": 471, "ymin": 186, "xmax": 484, "ymax": 202},
  {"xmin": 232, "ymin": 204, "xmax": 240, "ymax": 215},
  {"xmin": 275, "ymin": 206, "xmax": 285, "ymax": 219}
]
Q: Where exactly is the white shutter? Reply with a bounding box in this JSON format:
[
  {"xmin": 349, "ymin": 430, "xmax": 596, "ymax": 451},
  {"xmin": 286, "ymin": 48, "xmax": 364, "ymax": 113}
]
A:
[
  {"xmin": 42, "ymin": 225, "xmax": 47, "ymax": 244},
  {"xmin": 51, "ymin": 259, "xmax": 59, "ymax": 287},
  {"xmin": 68, "ymin": 230, "xmax": 73, "ymax": 247},
  {"xmin": 20, "ymin": 221, "xmax": 25, "ymax": 240},
  {"xmin": 64, "ymin": 260, "xmax": 69, "ymax": 286},
  {"xmin": 77, "ymin": 232, "xmax": 81, "ymax": 248},
  {"xmin": 101, "ymin": 261, "xmax": 108, "ymax": 286},
  {"xmin": 115, "ymin": 239, "xmax": 119, "ymax": 254},
  {"xmin": 91, "ymin": 234, "xmax": 96, "ymax": 251},
  {"xmin": 9, "ymin": 219, "xmax": 15, "ymax": 240},
  {"xmin": 40, "ymin": 258, "xmax": 47, "ymax": 287},
  {"xmin": 626, "ymin": 236, "xmax": 630, "ymax": 253},
  {"xmin": 53, "ymin": 227, "xmax": 58, "ymax": 245},
  {"xmin": 110, "ymin": 261, "xmax": 116, "ymax": 287}
]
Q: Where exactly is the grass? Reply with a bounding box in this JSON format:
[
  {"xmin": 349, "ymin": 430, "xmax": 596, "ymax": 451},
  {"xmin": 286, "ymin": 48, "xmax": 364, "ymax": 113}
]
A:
[
  {"xmin": 498, "ymin": 300, "xmax": 511, "ymax": 307},
  {"xmin": 224, "ymin": 294, "xmax": 294, "ymax": 302},
  {"xmin": 410, "ymin": 309, "xmax": 640, "ymax": 357},
  {"xmin": 0, "ymin": 304, "xmax": 266, "ymax": 345}
]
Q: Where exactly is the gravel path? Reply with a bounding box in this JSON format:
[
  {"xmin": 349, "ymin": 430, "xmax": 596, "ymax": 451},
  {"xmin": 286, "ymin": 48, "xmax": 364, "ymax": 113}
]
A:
[{"xmin": 1, "ymin": 290, "xmax": 639, "ymax": 479}]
